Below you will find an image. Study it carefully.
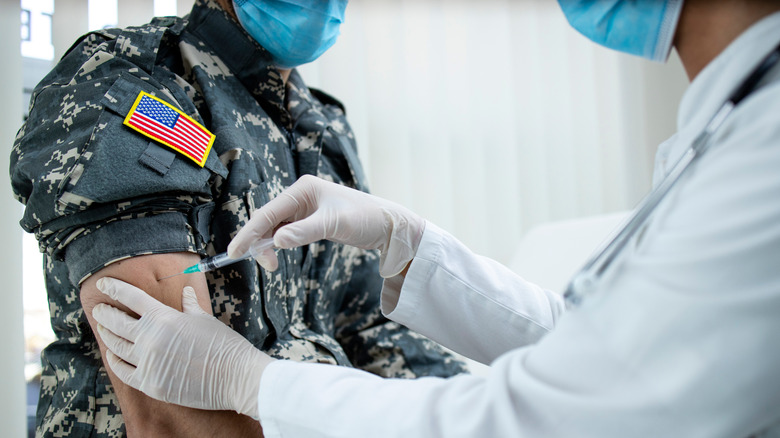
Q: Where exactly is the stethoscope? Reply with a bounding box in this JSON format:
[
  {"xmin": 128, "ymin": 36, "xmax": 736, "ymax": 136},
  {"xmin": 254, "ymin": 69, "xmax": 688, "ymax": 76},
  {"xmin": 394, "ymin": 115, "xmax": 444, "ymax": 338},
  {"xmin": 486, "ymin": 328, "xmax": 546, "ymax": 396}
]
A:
[{"xmin": 563, "ymin": 41, "xmax": 780, "ymax": 308}]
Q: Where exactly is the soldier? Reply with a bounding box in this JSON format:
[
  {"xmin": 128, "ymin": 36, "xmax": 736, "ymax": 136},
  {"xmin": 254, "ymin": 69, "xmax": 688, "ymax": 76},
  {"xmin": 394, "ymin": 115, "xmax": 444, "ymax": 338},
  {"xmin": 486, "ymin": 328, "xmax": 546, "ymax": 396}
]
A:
[{"xmin": 10, "ymin": 0, "xmax": 467, "ymax": 436}]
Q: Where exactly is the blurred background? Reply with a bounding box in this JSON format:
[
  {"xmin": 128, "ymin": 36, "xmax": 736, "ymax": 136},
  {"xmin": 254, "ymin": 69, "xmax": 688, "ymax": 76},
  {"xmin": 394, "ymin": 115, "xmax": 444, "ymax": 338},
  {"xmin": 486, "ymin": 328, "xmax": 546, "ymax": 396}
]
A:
[{"xmin": 0, "ymin": 0, "xmax": 689, "ymax": 435}]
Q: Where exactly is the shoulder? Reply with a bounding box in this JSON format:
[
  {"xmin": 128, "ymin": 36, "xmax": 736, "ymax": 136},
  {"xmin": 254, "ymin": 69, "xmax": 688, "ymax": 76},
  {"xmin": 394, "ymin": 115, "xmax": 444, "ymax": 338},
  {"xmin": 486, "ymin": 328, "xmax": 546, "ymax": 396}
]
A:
[
  {"xmin": 50, "ymin": 17, "xmax": 187, "ymax": 87},
  {"xmin": 35, "ymin": 29, "xmax": 121, "ymax": 89},
  {"xmin": 717, "ymin": 79, "xmax": 780, "ymax": 162},
  {"xmin": 635, "ymin": 77, "xmax": 780, "ymax": 293},
  {"xmin": 62, "ymin": 28, "xmax": 121, "ymax": 59}
]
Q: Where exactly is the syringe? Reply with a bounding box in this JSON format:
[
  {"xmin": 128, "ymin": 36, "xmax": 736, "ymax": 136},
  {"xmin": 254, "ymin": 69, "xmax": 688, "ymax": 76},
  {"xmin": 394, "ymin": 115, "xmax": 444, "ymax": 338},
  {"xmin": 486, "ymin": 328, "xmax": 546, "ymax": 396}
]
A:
[{"xmin": 158, "ymin": 238, "xmax": 275, "ymax": 280}]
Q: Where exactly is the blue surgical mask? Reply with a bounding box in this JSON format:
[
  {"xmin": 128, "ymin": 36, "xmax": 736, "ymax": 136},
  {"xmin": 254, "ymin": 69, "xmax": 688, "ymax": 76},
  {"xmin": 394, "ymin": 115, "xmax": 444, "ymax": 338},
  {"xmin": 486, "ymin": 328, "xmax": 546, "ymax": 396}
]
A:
[
  {"xmin": 232, "ymin": 0, "xmax": 348, "ymax": 69},
  {"xmin": 557, "ymin": 0, "xmax": 684, "ymax": 62}
]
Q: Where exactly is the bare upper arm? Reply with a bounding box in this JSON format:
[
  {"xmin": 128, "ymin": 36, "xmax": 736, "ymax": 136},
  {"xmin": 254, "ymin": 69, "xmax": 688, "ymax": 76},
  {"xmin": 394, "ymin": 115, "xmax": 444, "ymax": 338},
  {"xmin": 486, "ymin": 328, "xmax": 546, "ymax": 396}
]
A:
[
  {"xmin": 80, "ymin": 251, "xmax": 210, "ymax": 318},
  {"xmin": 80, "ymin": 252, "xmax": 263, "ymax": 437}
]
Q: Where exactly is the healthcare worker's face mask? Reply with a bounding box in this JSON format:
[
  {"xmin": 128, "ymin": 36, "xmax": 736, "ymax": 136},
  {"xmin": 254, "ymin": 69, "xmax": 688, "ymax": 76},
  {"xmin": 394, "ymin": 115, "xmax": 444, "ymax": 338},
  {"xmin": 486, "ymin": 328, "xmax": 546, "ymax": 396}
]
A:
[
  {"xmin": 557, "ymin": 0, "xmax": 684, "ymax": 62},
  {"xmin": 232, "ymin": 0, "xmax": 348, "ymax": 69}
]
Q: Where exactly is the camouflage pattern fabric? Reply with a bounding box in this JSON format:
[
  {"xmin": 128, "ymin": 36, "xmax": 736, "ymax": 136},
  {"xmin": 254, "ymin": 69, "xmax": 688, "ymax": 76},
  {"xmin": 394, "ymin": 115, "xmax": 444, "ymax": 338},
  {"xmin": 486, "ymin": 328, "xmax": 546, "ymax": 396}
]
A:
[{"xmin": 10, "ymin": 1, "xmax": 467, "ymax": 436}]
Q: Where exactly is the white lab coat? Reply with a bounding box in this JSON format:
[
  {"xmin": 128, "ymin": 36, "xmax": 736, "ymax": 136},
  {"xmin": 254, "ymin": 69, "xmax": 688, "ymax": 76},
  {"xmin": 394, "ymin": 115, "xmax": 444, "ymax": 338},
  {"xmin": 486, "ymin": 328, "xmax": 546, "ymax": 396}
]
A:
[{"xmin": 257, "ymin": 12, "xmax": 780, "ymax": 438}]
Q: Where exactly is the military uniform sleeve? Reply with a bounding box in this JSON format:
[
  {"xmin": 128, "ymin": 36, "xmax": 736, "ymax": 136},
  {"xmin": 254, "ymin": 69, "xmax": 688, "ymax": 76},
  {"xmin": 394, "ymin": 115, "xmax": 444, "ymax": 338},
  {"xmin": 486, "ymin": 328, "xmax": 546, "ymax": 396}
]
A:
[{"xmin": 11, "ymin": 29, "xmax": 226, "ymax": 286}]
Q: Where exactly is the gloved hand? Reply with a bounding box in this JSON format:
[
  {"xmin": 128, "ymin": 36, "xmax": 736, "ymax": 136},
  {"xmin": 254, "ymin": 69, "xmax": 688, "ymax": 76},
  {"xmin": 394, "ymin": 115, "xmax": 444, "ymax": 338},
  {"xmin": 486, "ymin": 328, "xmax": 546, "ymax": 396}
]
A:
[
  {"xmin": 91, "ymin": 277, "xmax": 274, "ymax": 420},
  {"xmin": 227, "ymin": 174, "xmax": 426, "ymax": 277}
]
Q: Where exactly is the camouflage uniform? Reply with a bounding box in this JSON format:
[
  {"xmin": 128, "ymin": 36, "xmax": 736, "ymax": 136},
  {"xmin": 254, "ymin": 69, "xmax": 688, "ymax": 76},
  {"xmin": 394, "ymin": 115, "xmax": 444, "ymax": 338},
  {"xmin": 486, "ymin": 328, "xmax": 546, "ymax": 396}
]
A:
[{"xmin": 10, "ymin": 1, "xmax": 466, "ymax": 436}]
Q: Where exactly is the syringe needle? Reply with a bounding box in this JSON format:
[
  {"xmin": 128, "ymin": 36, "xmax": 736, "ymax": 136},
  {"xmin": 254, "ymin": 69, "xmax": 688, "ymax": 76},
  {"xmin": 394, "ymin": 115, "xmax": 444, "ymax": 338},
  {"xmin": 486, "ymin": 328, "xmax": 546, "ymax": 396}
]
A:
[
  {"xmin": 156, "ymin": 238, "xmax": 275, "ymax": 281},
  {"xmin": 157, "ymin": 272, "xmax": 184, "ymax": 281}
]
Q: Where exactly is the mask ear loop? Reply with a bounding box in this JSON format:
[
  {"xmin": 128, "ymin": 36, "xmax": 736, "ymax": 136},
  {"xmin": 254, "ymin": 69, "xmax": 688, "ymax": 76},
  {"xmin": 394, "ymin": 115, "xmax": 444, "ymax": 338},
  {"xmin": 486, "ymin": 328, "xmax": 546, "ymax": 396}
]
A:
[{"xmin": 651, "ymin": 0, "xmax": 684, "ymax": 62}]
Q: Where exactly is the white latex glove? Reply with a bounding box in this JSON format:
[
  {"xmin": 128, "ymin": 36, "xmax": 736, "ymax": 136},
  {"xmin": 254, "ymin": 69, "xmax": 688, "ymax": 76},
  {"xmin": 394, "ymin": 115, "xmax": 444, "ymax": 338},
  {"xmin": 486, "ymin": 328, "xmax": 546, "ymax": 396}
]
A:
[
  {"xmin": 228, "ymin": 174, "xmax": 426, "ymax": 277},
  {"xmin": 91, "ymin": 277, "xmax": 274, "ymax": 420}
]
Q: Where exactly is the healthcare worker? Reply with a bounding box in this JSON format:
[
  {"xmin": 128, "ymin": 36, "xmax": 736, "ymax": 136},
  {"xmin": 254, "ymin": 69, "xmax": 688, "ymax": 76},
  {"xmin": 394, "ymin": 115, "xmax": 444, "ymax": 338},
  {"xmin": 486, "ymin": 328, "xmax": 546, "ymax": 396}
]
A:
[{"xmin": 92, "ymin": 0, "xmax": 780, "ymax": 436}]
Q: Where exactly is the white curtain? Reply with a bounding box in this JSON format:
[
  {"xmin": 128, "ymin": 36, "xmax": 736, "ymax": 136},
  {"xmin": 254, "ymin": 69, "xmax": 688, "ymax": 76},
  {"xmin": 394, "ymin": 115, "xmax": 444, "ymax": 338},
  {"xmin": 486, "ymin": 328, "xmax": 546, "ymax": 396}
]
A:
[{"xmin": 300, "ymin": 0, "xmax": 690, "ymax": 263}]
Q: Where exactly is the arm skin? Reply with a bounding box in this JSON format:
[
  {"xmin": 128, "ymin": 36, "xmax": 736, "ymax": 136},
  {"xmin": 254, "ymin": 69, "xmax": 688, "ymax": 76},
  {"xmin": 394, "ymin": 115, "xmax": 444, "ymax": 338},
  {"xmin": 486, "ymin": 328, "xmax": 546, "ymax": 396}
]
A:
[{"xmin": 80, "ymin": 252, "xmax": 264, "ymax": 437}]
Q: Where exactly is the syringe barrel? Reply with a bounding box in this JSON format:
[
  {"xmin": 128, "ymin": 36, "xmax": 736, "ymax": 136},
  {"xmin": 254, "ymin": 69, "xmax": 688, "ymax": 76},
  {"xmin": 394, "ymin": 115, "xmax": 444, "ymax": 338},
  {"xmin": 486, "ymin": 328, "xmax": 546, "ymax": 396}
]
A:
[
  {"xmin": 199, "ymin": 253, "xmax": 236, "ymax": 272},
  {"xmin": 195, "ymin": 238, "xmax": 275, "ymax": 273}
]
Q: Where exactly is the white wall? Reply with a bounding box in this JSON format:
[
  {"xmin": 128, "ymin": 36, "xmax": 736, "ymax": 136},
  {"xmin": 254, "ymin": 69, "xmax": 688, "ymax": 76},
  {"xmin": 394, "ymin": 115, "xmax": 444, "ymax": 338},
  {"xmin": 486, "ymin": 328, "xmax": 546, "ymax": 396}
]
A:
[
  {"xmin": 52, "ymin": 0, "xmax": 87, "ymax": 61},
  {"xmin": 118, "ymin": 0, "xmax": 154, "ymax": 28},
  {"xmin": 1, "ymin": 0, "xmax": 26, "ymax": 435}
]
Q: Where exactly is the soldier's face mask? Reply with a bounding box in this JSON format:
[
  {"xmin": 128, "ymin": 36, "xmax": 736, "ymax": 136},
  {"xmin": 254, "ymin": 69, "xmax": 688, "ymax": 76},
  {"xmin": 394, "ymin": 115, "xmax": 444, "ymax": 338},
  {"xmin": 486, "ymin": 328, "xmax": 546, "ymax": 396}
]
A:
[
  {"xmin": 557, "ymin": 0, "xmax": 684, "ymax": 62},
  {"xmin": 232, "ymin": 0, "xmax": 348, "ymax": 69}
]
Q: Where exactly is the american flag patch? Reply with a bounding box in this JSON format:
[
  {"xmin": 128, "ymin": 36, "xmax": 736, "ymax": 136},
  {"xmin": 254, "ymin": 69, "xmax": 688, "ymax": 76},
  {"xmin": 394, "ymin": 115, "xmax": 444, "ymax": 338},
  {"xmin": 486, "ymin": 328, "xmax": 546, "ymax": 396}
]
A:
[{"xmin": 123, "ymin": 91, "xmax": 215, "ymax": 167}]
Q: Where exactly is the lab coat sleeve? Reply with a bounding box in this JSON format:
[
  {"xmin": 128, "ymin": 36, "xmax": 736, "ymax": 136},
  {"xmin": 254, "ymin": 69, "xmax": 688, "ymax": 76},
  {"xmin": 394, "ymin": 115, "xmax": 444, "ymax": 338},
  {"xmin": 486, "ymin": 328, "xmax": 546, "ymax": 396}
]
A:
[
  {"xmin": 380, "ymin": 222, "xmax": 565, "ymax": 364},
  {"xmin": 256, "ymin": 85, "xmax": 780, "ymax": 438}
]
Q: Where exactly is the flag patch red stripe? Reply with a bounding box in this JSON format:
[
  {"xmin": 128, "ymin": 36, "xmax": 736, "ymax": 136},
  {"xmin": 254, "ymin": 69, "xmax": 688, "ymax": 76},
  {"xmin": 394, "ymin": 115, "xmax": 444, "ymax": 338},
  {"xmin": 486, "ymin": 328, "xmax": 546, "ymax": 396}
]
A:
[{"xmin": 122, "ymin": 91, "xmax": 215, "ymax": 167}]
